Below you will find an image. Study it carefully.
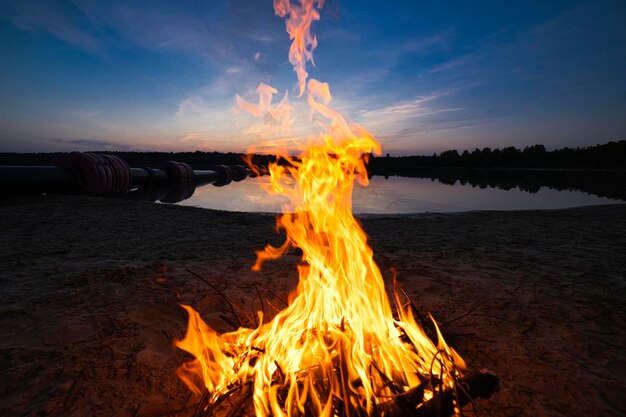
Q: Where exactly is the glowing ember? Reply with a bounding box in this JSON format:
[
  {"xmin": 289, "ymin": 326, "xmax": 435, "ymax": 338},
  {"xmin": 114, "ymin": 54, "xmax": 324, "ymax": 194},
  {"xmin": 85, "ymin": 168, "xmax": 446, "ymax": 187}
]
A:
[{"xmin": 175, "ymin": 1, "xmax": 466, "ymax": 416}]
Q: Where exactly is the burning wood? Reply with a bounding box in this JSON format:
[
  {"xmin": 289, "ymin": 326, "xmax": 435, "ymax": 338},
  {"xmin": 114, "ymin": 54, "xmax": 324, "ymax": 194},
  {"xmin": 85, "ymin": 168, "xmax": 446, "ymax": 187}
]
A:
[
  {"xmin": 182, "ymin": 297, "xmax": 500, "ymax": 417},
  {"xmin": 175, "ymin": 1, "xmax": 498, "ymax": 416}
]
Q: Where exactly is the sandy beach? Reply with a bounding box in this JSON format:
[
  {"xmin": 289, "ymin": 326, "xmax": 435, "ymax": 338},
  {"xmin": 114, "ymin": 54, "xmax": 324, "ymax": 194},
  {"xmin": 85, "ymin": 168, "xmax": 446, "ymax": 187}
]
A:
[{"xmin": 1, "ymin": 194, "xmax": 625, "ymax": 417}]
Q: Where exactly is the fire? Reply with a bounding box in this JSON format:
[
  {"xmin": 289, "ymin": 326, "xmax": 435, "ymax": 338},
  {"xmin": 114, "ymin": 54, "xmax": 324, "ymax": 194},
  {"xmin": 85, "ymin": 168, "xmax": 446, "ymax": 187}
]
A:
[
  {"xmin": 175, "ymin": 1, "xmax": 466, "ymax": 416},
  {"xmin": 274, "ymin": 0, "xmax": 324, "ymax": 96}
]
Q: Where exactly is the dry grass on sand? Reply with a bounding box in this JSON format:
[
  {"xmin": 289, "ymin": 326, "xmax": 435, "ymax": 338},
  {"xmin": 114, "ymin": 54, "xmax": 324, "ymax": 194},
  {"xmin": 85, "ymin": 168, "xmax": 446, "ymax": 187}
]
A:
[{"xmin": 1, "ymin": 195, "xmax": 625, "ymax": 417}]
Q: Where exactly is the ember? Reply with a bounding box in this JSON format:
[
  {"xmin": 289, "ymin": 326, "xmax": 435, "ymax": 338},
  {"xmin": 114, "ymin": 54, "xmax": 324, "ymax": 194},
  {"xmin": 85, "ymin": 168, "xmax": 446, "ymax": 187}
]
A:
[{"xmin": 175, "ymin": 1, "xmax": 497, "ymax": 416}]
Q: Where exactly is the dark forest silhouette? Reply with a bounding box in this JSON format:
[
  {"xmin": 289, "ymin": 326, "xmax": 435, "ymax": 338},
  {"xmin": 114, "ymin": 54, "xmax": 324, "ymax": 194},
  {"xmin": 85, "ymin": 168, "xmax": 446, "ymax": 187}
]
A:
[
  {"xmin": 1, "ymin": 140, "xmax": 624, "ymax": 170},
  {"xmin": 364, "ymin": 140, "xmax": 626, "ymax": 201},
  {"xmin": 1, "ymin": 140, "xmax": 625, "ymax": 201},
  {"xmin": 368, "ymin": 140, "xmax": 626, "ymax": 172}
]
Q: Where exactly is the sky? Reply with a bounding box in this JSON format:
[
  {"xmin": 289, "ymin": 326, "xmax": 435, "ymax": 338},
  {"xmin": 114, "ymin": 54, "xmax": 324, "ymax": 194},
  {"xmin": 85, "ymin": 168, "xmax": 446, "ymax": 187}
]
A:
[{"xmin": 0, "ymin": 0, "xmax": 625, "ymax": 155}]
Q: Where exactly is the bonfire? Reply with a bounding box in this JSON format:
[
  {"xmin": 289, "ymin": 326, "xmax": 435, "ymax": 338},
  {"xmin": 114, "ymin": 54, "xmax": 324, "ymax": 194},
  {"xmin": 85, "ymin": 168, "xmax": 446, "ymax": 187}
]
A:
[{"xmin": 175, "ymin": 1, "xmax": 497, "ymax": 416}]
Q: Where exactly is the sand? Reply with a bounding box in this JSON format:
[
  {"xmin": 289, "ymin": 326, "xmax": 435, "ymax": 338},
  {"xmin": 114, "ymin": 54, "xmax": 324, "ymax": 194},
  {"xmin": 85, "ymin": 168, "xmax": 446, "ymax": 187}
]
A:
[{"xmin": 1, "ymin": 194, "xmax": 625, "ymax": 417}]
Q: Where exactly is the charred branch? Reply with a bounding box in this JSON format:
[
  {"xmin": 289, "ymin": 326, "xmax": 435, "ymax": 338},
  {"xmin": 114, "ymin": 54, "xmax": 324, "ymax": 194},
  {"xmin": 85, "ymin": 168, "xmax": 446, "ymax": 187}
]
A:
[
  {"xmin": 192, "ymin": 369, "xmax": 498, "ymax": 417},
  {"xmin": 378, "ymin": 370, "xmax": 499, "ymax": 417}
]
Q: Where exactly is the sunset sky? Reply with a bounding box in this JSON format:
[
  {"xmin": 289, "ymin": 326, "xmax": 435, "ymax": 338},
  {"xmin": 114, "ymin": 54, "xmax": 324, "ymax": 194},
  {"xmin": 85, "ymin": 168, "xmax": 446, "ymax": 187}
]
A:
[{"xmin": 1, "ymin": 0, "xmax": 625, "ymax": 155}]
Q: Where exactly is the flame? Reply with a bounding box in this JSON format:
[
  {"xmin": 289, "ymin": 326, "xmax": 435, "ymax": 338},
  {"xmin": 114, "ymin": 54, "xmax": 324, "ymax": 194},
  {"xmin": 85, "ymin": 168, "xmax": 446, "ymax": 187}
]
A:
[
  {"xmin": 235, "ymin": 83, "xmax": 294, "ymax": 131},
  {"xmin": 176, "ymin": 1, "xmax": 465, "ymax": 415},
  {"xmin": 274, "ymin": 0, "xmax": 324, "ymax": 96}
]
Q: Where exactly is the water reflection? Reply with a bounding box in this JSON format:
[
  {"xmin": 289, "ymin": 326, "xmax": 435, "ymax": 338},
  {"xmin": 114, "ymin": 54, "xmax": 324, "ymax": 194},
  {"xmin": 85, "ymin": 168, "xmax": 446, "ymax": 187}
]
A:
[
  {"xmin": 402, "ymin": 168, "xmax": 626, "ymax": 201},
  {"xmin": 169, "ymin": 174, "xmax": 622, "ymax": 213},
  {"xmin": 178, "ymin": 176, "xmax": 288, "ymax": 212},
  {"xmin": 126, "ymin": 182, "xmax": 196, "ymax": 203}
]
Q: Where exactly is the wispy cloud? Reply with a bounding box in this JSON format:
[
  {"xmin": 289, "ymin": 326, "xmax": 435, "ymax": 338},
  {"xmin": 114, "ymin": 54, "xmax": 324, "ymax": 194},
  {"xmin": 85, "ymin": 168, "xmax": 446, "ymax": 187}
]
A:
[
  {"xmin": 176, "ymin": 95, "xmax": 223, "ymax": 120},
  {"xmin": 3, "ymin": 0, "xmax": 284, "ymax": 64},
  {"xmin": 76, "ymin": 1, "xmax": 230, "ymax": 59},
  {"xmin": 360, "ymin": 93, "xmax": 457, "ymax": 121},
  {"xmin": 3, "ymin": 0, "xmax": 101, "ymax": 52},
  {"xmin": 51, "ymin": 137, "xmax": 137, "ymax": 151},
  {"xmin": 353, "ymin": 86, "xmax": 469, "ymax": 133},
  {"xmin": 399, "ymin": 27, "xmax": 455, "ymax": 54}
]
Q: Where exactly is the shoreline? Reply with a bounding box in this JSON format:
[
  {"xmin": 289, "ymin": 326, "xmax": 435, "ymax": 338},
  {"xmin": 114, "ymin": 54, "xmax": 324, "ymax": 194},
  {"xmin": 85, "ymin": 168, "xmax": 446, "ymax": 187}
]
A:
[{"xmin": 1, "ymin": 195, "xmax": 625, "ymax": 416}]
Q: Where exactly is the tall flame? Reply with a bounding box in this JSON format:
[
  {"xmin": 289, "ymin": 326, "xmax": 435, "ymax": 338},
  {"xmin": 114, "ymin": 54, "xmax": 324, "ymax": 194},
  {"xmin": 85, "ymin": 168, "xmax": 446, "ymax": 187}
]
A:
[
  {"xmin": 274, "ymin": 0, "xmax": 324, "ymax": 96},
  {"xmin": 176, "ymin": 1, "xmax": 465, "ymax": 416}
]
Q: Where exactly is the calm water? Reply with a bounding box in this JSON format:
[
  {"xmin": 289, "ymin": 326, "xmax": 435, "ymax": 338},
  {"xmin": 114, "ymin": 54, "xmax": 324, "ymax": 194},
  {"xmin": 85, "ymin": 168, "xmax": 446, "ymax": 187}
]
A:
[{"xmin": 176, "ymin": 176, "xmax": 622, "ymax": 214}]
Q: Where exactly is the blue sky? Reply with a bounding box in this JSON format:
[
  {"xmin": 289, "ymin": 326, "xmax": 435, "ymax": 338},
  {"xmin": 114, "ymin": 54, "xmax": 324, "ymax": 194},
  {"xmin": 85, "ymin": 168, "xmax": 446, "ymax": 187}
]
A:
[{"xmin": 1, "ymin": 0, "xmax": 625, "ymax": 155}]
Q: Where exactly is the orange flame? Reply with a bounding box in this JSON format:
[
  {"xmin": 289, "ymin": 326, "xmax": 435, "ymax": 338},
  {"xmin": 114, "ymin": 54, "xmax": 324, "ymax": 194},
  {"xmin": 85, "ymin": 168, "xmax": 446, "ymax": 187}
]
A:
[
  {"xmin": 176, "ymin": 1, "xmax": 465, "ymax": 415},
  {"xmin": 235, "ymin": 83, "xmax": 294, "ymax": 131},
  {"xmin": 274, "ymin": 0, "xmax": 324, "ymax": 96}
]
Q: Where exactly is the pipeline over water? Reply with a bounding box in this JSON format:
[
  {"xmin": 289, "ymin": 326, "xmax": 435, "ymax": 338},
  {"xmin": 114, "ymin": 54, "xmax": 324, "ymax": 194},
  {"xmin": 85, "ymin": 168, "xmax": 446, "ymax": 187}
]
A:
[{"xmin": 0, "ymin": 152, "xmax": 268, "ymax": 203}]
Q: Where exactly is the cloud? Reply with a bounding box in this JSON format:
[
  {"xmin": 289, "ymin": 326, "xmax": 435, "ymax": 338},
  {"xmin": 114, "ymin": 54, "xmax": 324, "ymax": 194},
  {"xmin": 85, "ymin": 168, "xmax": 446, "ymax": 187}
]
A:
[
  {"xmin": 76, "ymin": 1, "xmax": 229, "ymax": 59},
  {"xmin": 3, "ymin": 0, "xmax": 101, "ymax": 52},
  {"xmin": 72, "ymin": 0, "xmax": 287, "ymax": 63},
  {"xmin": 361, "ymin": 94, "xmax": 449, "ymax": 120},
  {"xmin": 51, "ymin": 137, "xmax": 137, "ymax": 151},
  {"xmin": 176, "ymin": 95, "xmax": 220, "ymax": 119},
  {"xmin": 399, "ymin": 27, "xmax": 455, "ymax": 54},
  {"xmin": 175, "ymin": 132, "xmax": 225, "ymax": 150},
  {"xmin": 3, "ymin": 0, "xmax": 284, "ymax": 64},
  {"xmin": 355, "ymin": 88, "xmax": 464, "ymax": 131},
  {"xmin": 175, "ymin": 57, "xmax": 293, "ymax": 124}
]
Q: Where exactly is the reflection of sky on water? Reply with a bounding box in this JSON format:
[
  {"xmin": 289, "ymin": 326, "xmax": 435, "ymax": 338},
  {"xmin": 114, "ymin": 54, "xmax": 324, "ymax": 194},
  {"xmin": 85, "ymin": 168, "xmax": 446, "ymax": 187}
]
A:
[
  {"xmin": 180, "ymin": 176, "xmax": 289, "ymax": 213},
  {"xmin": 178, "ymin": 176, "xmax": 622, "ymax": 214}
]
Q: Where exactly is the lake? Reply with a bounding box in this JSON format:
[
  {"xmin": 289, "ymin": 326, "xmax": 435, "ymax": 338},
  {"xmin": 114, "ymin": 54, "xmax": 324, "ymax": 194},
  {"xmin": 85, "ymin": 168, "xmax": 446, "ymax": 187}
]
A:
[{"xmin": 172, "ymin": 175, "xmax": 623, "ymax": 214}]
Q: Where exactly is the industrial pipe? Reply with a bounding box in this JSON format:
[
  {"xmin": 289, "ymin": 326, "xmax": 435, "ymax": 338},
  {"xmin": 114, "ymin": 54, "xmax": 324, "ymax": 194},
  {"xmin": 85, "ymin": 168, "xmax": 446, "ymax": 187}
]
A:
[
  {"xmin": 0, "ymin": 165, "xmax": 82, "ymax": 195},
  {"xmin": 0, "ymin": 152, "xmax": 267, "ymax": 197}
]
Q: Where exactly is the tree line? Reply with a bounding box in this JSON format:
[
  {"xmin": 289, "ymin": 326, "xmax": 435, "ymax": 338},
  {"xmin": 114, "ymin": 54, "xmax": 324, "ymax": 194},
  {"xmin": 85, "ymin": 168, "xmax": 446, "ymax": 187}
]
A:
[
  {"xmin": 1, "ymin": 140, "xmax": 624, "ymax": 171},
  {"xmin": 368, "ymin": 140, "xmax": 626, "ymax": 175}
]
